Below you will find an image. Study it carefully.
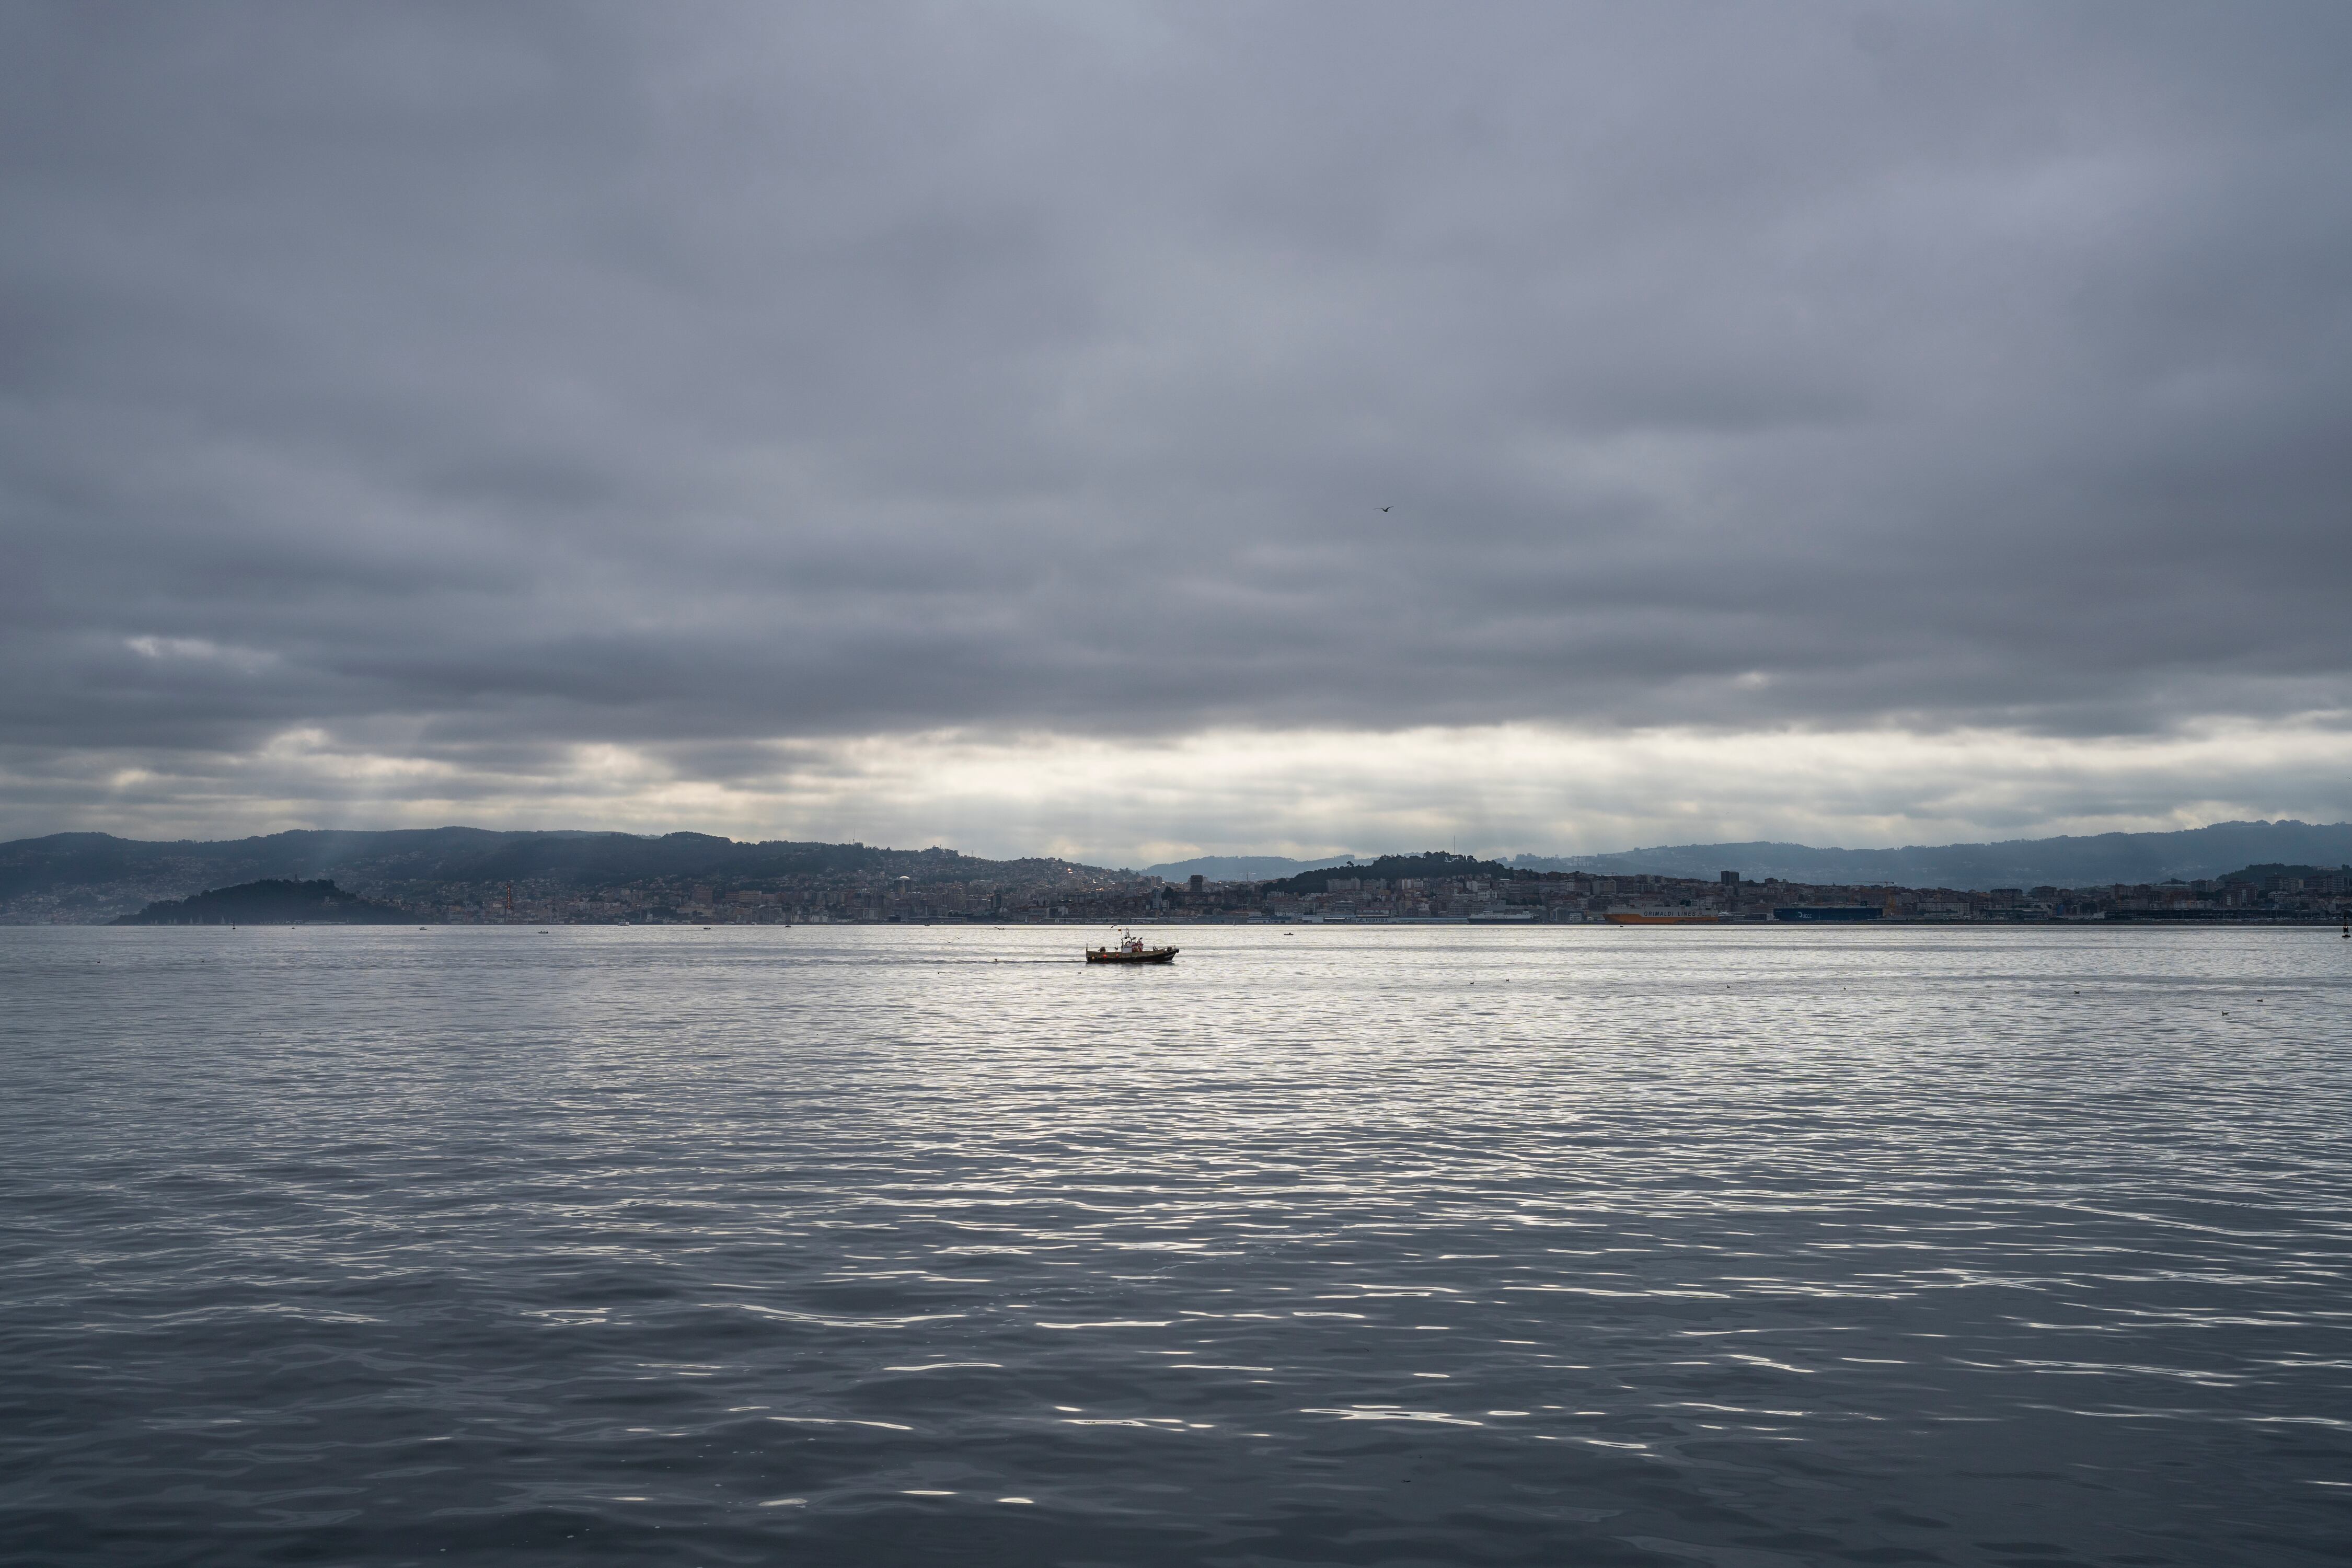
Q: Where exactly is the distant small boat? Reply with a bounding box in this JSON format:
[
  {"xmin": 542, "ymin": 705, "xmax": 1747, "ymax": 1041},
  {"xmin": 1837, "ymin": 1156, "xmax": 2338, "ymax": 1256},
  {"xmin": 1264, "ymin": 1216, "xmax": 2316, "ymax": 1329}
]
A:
[
  {"xmin": 1086, "ymin": 930, "xmax": 1180, "ymax": 964},
  {"xmin": 1604, "ymin": 912, "xmax": 1733, "ymax": 926}
]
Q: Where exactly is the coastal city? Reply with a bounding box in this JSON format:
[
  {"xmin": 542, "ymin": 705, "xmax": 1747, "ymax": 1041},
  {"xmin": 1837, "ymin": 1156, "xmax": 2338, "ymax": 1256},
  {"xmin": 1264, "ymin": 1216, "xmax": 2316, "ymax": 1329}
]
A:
[
  {"xmin": 6, "ymin": 828, "xmax": 2346, "ymax": 927},
  {"xmin": 93, "ymin": 852, "xmax": 2352, "ymax": 927},
  {"xmin": 406, "ymin": 859, "xmax": 2348, "ymax": 927}
]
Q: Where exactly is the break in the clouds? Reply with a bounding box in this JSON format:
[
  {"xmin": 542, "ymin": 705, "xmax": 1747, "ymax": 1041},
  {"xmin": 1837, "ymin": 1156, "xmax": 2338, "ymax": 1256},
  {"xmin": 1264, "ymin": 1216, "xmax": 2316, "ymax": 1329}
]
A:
[{"xmin": 3, "ymin": 3, "xmax": 2349, "ymax": 856}]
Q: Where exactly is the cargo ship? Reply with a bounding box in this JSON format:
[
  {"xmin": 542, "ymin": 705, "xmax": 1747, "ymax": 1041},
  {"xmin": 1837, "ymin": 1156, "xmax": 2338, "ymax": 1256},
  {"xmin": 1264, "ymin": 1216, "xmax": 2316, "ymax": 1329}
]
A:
[{"xmin": 1603, "ymin": 911, "xmax": 1734, "ymax": 925}]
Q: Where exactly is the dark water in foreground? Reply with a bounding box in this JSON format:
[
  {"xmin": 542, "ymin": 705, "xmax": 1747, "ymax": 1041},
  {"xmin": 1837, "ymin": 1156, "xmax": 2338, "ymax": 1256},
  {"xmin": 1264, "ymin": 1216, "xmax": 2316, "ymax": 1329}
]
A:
[{"xmin": 3, "ymin": 924, "xmax": 2349, "ymax": 1567}]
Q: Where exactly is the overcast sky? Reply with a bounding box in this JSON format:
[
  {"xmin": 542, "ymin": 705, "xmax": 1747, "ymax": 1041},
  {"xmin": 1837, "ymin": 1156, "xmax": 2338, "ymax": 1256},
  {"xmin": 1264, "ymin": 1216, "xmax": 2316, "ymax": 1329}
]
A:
[{"xmin": 4, "ymin": 2, "xmax": 2348, "ymax": 862}]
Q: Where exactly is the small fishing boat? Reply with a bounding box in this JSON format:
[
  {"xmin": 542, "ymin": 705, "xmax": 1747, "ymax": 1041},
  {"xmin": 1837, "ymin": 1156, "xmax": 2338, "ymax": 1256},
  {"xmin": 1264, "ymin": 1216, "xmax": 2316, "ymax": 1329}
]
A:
[{"xmin": 1086, "ymin": 929, "xmax": 1180, "ymax": 964}]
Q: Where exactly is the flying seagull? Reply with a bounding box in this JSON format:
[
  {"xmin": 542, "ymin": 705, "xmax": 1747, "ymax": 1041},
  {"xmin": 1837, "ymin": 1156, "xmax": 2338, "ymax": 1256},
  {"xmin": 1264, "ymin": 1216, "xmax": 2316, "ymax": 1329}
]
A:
[{"xmin": 1379, "ymin": 505, "xmax": 1391, "ymax": 512}]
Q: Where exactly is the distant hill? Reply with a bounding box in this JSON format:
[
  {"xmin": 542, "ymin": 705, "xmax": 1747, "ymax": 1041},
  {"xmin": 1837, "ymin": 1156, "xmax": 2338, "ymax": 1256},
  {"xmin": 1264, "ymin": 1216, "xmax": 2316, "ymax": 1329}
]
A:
[
  {"xmin": 2, "ymin": 828, "xmax": 1125, "ymax": 923},
  {"xmin": 1, "ymin": 827, "xmax": 1100, "ymax": 896},
  {"xmin": 2218, "ymin": 863, "xmax": 2344, "ymax": 887},
  {"xmin": 1258, "ymin": 852, "xmax": 1519, "ymax": 896},
  {"xmin": 1143, "ymin": 853, "xmax": 1364, "ymax": 882},
  {"xmin": 116, "ymin": 878, "xmax": 411, "ymax": 925},
  {"xmin": 1508, "ymin": 820, "xmax": 2352, "ymax": 890},
  {"xmin": 20, "ymin": 819, "xmax": 2352, "ymax": 916}
]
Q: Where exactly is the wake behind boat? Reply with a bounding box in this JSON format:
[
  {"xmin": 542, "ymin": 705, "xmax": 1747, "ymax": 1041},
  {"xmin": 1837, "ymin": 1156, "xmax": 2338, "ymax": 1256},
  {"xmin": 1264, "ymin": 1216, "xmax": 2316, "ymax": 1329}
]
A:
[{"xmin": 1086, "ymin": 929, "xmax": 1180, "ymax": 964}]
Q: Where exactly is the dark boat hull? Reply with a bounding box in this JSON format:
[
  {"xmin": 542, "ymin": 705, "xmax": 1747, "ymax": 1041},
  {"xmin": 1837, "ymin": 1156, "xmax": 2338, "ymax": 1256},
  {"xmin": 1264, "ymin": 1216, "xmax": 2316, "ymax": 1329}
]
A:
[
  {"xmin": 1086, "ymin": 948, "xmax": 1180, "ymax": 963},
  {"xmin": 1602, "ymin": 913, "xmax": 1732, "ymax": 925}
]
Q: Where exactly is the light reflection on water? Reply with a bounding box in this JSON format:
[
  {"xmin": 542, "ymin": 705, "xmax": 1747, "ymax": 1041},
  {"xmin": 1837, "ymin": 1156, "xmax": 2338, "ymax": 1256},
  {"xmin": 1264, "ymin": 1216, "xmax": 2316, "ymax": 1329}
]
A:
[{"xmin": 2, "ymin": 923, "xmax": 2349, "ymax": 1566}]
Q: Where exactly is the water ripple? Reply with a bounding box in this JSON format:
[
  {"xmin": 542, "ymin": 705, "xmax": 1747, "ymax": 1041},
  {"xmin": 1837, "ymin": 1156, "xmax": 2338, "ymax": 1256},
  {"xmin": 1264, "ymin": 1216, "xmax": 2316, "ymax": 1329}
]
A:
[{"xmin": 3, "ymin": 923, "xmax": 2349, "ymax": 1564}]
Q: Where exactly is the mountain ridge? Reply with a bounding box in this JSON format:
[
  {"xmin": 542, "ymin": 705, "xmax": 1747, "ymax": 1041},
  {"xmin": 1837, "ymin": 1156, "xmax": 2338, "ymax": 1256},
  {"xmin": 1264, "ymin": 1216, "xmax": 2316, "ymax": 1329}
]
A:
[
  {"xmin": 1508, "ymin": 820, "xmax": 2352, "ymax": 890},
  {"xmin": 10, "ymin": 819, "xmax": 2351, "ymax": 911},
  {"xmin": 0, "ymin": 827, "xmax": 1131, "ymax": 921}
]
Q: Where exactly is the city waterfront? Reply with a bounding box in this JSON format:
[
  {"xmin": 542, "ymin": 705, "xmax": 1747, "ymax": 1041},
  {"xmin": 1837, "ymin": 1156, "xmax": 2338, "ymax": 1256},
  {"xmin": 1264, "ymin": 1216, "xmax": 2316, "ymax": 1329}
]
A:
[{"xmin": 3, "ymin": 924, "xmax": 2348, "ymax": 1565}]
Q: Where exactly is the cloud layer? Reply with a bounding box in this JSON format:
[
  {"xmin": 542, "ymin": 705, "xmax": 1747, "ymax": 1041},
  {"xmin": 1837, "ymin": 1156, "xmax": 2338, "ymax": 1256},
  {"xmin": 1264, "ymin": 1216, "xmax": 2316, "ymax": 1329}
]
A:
[
  {"xmin": 5, "ymin": 3, "xmax": 2348, "ymax": 851},
  {"xmin": 7, "ymin": 721, "xmax": 2348, "ymax": 871}
]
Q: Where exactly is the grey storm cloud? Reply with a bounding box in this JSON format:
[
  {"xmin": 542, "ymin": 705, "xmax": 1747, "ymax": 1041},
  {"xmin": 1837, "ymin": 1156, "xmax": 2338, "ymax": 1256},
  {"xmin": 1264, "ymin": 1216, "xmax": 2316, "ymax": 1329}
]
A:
[{"xmin": 5, "ymin": 1, "xmax": 2350, "ymax": 774}]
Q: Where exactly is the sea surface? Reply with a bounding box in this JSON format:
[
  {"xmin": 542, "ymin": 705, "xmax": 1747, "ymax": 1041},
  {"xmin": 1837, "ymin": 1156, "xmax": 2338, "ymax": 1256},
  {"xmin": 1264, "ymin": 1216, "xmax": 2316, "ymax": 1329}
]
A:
[{"xmin": 3, "ymin": 924, "xmax": 2349, "ymax": 1567}]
